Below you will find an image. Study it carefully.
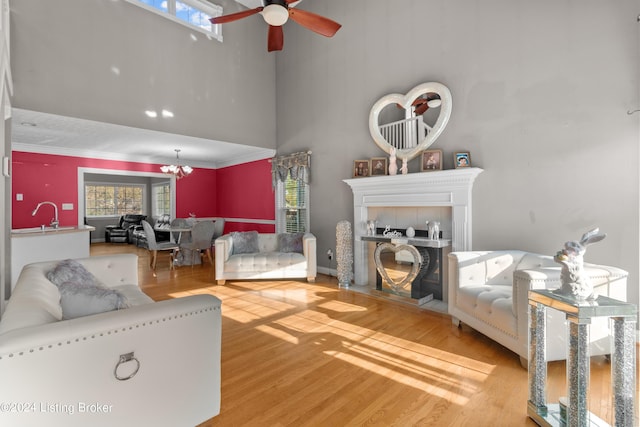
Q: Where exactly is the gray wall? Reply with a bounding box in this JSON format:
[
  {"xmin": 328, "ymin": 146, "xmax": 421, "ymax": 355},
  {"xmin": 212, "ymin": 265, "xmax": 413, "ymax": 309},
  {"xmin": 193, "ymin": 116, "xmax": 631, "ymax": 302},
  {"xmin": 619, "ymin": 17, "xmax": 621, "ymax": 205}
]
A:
[
  {"xmin": 10, "ymin": 0, "xmax": 276, "ymax": 149},
  {"xmin": 276, "ymin": 1, "xmax": 640, "ymax": 311},
  {"xmin": 7, "ymin": 1, "xmax": 639, "ymax": 314}
]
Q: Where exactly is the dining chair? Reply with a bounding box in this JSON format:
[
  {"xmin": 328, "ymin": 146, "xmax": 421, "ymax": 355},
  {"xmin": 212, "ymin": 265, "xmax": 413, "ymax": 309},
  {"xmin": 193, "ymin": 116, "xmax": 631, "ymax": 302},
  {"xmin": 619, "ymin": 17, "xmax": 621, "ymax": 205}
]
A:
[
  {"xmin": 142, "ymin": 220, "xmax": 179, "ymax": 270},
  {"xmin": 179, "ymin": 220, "xmax": 216, "ymax": 267},
  {"xmin": 170, "ymin": 218, "xmax": 190, "ymax": 244}
]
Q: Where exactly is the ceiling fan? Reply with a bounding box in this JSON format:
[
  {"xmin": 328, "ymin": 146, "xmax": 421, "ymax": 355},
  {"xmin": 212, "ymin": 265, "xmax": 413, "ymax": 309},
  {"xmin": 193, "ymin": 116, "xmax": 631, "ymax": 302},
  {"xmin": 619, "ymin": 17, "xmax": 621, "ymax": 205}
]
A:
[{"xmin": 210, "ymin": 0, "xmax": 341, "ymax": 52}]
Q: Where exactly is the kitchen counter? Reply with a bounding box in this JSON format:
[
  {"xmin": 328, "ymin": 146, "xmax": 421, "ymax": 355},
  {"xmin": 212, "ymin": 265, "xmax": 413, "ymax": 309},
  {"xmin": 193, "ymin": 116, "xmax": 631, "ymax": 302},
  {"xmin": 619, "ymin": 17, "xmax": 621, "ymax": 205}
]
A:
[{"xmin": 10, "ymin": 225, "xmax": 95, "ymax": 291}]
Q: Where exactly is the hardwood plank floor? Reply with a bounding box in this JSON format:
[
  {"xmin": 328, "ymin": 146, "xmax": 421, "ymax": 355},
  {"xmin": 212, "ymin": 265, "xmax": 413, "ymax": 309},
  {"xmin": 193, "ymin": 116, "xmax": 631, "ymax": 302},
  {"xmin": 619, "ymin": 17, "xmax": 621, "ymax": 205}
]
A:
[{"xmin": 90, "ymin": 243, "xmax": 639, "ymax": 426}]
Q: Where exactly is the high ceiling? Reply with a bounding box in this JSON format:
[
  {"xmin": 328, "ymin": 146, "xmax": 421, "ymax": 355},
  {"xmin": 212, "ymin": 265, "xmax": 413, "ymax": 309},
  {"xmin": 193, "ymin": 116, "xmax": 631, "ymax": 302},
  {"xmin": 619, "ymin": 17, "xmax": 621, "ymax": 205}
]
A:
[{"xmin": 10, "ymin": 0, "xmax": 295, "ymax": 169}]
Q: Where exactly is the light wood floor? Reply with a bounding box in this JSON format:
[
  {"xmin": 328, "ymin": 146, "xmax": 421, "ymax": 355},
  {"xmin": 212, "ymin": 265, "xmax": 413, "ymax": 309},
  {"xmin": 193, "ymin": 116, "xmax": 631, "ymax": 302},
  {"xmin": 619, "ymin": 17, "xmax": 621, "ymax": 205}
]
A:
[{"xmin": 91, "ymin": 243, "xmax": 639, "ymax": 426}]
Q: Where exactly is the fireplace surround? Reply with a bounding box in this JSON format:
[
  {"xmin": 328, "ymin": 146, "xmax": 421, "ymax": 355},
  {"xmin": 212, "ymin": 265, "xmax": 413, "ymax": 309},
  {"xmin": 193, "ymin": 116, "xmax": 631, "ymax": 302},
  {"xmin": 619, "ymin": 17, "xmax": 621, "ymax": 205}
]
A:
[{"xmin": 344, "ymin": 167, "xmax": 483, "ymax": 287}]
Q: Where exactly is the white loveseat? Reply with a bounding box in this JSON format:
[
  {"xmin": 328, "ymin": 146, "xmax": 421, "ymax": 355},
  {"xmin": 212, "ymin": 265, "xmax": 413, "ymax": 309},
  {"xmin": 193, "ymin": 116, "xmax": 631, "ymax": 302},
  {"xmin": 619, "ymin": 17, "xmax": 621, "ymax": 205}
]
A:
[
  {"xmin": 215, "ymin": 232, "xmax": 317, "ymax": 285},
  {"xmin": 448, "ymin": 251, "xmax": 628, "ymax": 364},
  {"xmin": 0, "ymin": 254, "xmax": 221, "ymax": 427}
]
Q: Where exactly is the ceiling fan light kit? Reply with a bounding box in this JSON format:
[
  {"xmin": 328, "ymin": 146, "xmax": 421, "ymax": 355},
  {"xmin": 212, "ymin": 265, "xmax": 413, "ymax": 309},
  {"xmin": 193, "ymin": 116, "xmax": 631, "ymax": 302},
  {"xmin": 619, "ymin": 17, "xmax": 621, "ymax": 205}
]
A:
[
  {"xmin": 426, "ymin": 98, "xmax": 442, "ymax": 108},
  {"xmin": 263, "ymin": 1, "xmax": 289, "ymax": 26},
  {"xmin": 210, "ymin": 0, "xmax": 341, "ymax": 52}
]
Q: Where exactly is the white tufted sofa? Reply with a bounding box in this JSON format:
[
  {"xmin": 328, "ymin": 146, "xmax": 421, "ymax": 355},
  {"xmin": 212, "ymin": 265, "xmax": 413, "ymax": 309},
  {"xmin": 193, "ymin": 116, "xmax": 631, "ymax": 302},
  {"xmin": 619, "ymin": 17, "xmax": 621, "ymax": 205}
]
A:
[
  {"xmin": 448, "ymin": 250, "xmax": 628, "ymax": 364},
  {"xmin": 0, "ymin": 254, "xmax": 221, "ymax": 426},
  {"xmin": 215, "ymin": 233, "xmax": 317, "ymax": 285}
]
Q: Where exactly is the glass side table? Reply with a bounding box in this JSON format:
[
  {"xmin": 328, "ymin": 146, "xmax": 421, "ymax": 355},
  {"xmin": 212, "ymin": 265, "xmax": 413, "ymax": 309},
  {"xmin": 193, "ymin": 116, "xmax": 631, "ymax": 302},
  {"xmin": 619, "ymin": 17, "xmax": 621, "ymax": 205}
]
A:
[{"xmin": 527, "ymin": 289, "xmax": 637, "ymax": 427}]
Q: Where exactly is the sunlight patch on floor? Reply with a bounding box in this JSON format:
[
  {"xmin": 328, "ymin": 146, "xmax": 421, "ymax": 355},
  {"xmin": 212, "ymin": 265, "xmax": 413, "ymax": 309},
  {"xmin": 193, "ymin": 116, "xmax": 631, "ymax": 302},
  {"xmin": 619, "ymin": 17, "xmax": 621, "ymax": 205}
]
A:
[
  {"xmin": 255, "ymin": 324, "xmax": 300, "ymax": 345},
  {"xmin": 324, "ymin": 349, "xmax": 475, "ymax": 406},
  {"xmin": 165, "ymin": 275, "xmax": 496, "ymax": 402},
  {"xmin": 254, "ymin": 288, "xmax": 325, "ymax": 304},
  {"xmin": 266, "ymin": 307, "xmax": 496, "ymax": 401},
  {"xmin": 317, "ymin": 300, "xmax": 368, "ymax": 312}
]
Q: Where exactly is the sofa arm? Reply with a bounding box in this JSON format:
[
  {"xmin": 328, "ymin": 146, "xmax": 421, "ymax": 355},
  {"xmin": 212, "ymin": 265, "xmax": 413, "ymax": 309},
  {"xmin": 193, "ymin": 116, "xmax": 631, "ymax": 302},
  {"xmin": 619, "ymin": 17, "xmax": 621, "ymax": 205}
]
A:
[
  {"xmin": 215, "ymin": 234, "xmax": 233, "ymax": 283},
  {"xmin": 513, "ymin": 263, "xmax": 628, "ymax": 356},
  {"xmin": 303, "ymin": 233, "xmax": 317, "ymax": 280},
  {"xmin": 215, "ymin": 234, "xmax": 233, "ymax": 260},
  {"xmin": 0, "ymin": 295, "xmax": 221, "ymax": 427},
  {"xmin": 514, "ymin": 263, "xmax": 628, "ymax": 309}
]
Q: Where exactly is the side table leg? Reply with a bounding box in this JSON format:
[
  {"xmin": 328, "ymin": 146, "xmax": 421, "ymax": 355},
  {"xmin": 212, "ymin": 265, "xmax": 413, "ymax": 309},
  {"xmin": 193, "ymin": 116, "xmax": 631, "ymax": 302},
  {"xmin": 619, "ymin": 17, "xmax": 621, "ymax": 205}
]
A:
[
  {"xmin": 611, "ymin": 316, "xmax": 637, "ymax": 427},
  {"xmin": 566, "ymin": 318, "xmax": 589, "ymax": 427},
  {"xmin": 528, "ymin": 302, "xmax": 547, "ymax": 413}
]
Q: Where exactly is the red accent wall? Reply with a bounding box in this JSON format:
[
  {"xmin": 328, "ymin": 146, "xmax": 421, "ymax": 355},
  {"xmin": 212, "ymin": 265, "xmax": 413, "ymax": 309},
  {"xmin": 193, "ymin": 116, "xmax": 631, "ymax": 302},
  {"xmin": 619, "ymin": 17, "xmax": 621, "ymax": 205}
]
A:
[
  {"xmin": 216, "ymin": 159, "xmax": 275, "ymax": 233},
  {"xmin": 175, "ymin": 168, "xmax": 217, "ymax": 218},
  {"xmin": 11, "ymin": 151, "xmax": 273, "ymax": 232}
]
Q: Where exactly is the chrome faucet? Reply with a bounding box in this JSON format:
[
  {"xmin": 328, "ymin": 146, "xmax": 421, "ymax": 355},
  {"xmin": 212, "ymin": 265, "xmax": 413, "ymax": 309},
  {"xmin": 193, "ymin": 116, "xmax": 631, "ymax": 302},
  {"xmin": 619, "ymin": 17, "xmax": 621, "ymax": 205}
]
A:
[{"xmin": 32, "ymin": 201, "xmax": 59, "ymax": 229}]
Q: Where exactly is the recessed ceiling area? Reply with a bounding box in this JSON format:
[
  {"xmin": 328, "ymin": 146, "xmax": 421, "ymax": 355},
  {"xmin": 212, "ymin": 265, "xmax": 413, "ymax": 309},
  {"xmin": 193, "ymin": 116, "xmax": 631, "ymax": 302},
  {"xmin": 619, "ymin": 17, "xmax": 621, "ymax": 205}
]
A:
[{"xmin": 11, "ymin": 108, "xmax": 275, "ymax": 169}]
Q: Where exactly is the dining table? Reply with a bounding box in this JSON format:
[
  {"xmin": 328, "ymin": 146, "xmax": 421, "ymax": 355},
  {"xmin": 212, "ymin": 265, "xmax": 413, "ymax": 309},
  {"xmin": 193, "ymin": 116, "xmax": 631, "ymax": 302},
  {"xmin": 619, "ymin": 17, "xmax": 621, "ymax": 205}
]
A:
[
  {"xmin": 169, "ymin": 224, "xmax": 196, "ymax": 266},
  {"xmin": 169, "ymin": 218, "xmax": 218, "ymax": 266},
  {"xmin": 170, "ymin": 225, "xmax": 192, "ymax": 244}
]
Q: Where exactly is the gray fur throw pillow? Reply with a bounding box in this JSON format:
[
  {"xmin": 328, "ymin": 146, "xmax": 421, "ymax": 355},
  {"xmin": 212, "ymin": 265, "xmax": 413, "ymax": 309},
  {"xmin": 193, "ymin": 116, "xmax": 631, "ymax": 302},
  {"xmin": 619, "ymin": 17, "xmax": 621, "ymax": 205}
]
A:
[
  {"xmin": 277, "ymin": 233, "xmax": 304, "ymax": 254},
  {"xmin": 231, "ymin": 231, "xmax": 260, "ymax": 255},
  {"xmin": 47, "ymin": 259, "xmax": 129, "ymax": 320}
]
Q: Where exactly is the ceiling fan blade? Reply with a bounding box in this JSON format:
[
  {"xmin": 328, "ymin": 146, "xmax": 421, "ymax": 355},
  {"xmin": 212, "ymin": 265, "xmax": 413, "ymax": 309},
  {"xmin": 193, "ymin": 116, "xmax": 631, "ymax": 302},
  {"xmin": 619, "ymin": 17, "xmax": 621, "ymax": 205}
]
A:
[
  {"xmin": 210, "ymin": 7, "xmax": 263, "ymax": 24},
  {"xmin": 268, "ymin": 25, "xmax": 284, "ymax": 52},
  {"xmin": 288, "ymin": 9, "xmax": 341, "ymax": 37},
  {"xmin": 412, "ymin": 97, "xmax": 427, "ymax": 106},
  {"xmin": 414, "ymin": 103, "xmax": 429, "ymax": 115}
]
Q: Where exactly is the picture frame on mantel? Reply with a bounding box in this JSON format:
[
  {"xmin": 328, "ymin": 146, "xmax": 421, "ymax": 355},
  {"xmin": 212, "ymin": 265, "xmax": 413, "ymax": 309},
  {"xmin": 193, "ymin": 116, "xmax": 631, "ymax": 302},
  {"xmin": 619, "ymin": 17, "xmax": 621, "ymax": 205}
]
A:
[
  {"xmin": 370, "ymin": 157, "xmax": 387, "ymax": 176},
  {"xmin": 421, "ymin": 149, "xmax": 443, "ymax": 171},
  {"xmin": 454, "ymin": 152, "xmax": 471, "ymax": 168},
  {"xmin": 353, "ymin": 160, "xmax": 371, "ymax": 177}
]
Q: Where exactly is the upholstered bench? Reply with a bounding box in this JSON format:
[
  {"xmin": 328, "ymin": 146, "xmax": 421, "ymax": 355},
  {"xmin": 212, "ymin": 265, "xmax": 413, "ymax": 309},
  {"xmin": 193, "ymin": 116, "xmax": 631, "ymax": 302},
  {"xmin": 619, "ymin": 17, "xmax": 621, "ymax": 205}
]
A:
[{"xmin": 215, "ymin": 231, "xmax": 317, "ymax": 285}]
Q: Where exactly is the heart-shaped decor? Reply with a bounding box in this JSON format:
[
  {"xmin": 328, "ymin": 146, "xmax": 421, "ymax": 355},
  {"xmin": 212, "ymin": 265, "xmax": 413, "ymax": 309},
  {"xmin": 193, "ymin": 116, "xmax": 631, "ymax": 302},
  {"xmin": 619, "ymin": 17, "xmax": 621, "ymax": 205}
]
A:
[
  {"xmin": 374, "ymin": 243, "xmax": 423, "ymax": 293},
  {"xmin": 368, "ymin": 82, "xmax": 452, "ymax": 161}
]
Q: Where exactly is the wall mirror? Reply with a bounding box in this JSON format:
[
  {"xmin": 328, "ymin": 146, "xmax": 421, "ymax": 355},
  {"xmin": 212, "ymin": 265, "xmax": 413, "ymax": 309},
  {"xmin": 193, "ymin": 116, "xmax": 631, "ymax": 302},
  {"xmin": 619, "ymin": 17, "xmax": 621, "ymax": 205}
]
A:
[{"xmin": 368, "ymin": 82, "xmax": 452, "ymax": 161}]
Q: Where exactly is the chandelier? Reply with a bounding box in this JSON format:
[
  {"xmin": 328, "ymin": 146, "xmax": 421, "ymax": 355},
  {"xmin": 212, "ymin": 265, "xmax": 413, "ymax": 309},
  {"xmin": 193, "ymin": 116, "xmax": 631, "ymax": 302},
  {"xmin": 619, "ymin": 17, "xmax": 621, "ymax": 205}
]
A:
[{"xmin": 160, "ymin": 149, "xmax": 193, "ymax": 179}]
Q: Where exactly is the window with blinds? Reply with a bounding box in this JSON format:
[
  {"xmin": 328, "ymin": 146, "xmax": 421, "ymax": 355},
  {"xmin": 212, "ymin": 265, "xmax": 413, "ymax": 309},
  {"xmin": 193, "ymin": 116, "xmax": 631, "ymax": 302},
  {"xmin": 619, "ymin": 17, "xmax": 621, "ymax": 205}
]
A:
[
  {"xmin": 85, "ymin": 183, "xmax": 145, "ymax": 217},
  {"xmin": 276, "ymin": 176, "xmax": 309, "ymax": 233},
  {"xmin": 152, "ymin": 183, "xmax": 171, "ymax": 217}
]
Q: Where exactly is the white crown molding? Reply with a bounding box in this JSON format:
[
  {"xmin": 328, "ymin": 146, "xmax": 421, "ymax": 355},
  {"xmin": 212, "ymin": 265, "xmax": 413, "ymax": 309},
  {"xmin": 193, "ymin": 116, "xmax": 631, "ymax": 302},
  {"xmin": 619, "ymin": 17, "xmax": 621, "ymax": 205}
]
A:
[
  {"xmin": 12, "ymin": 142, "xmax": 275, "ymax": 169},
  {"xmin": 215, "ymin": 148, "xmax": 276, "ymax": 169}
]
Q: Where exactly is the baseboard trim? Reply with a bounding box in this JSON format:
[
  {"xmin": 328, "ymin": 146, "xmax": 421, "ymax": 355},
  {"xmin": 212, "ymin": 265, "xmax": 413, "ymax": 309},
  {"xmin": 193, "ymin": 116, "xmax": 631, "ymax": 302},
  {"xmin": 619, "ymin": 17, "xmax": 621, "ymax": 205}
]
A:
[{"xmin": 317, "ymin": 266, "xmax": 337, "ymax": 277}]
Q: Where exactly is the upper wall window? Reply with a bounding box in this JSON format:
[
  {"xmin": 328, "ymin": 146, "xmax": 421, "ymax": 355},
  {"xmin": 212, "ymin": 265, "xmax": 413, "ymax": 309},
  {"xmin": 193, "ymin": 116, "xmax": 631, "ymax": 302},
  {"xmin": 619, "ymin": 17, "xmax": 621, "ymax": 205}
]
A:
[{"xmin": 126, "ymin": 0, "xmax": 223, "ymax": 42}]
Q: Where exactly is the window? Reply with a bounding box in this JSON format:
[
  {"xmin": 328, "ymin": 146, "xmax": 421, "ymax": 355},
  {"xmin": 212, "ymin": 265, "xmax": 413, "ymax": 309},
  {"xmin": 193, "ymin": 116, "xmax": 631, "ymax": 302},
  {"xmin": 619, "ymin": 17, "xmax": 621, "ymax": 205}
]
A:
[
  {"xmin": 85, "ymin": 183, "xmax": 145, "ymax": 217},
  {"xmin": 152, "ymin": 183, "xmax": 171, "ymax": 217},
  {"xmin": 276, "ymin": 176, "xmax": 309, "ymax": 233},
  {"xmin": 128, "ymin": 0, "xmax": 223, "ymax": 41}
]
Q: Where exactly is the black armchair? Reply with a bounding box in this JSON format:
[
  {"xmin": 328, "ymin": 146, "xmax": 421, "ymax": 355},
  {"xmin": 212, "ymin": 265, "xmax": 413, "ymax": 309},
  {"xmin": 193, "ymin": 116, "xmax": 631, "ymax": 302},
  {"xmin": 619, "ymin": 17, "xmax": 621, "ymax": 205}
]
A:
[
  {"xmin": 105, "ymin": 214, "xmax": 147, "ymax": 243},
  {"xmin": 132, "ymin": 214, "xmax": 171, "ymax": 248}
]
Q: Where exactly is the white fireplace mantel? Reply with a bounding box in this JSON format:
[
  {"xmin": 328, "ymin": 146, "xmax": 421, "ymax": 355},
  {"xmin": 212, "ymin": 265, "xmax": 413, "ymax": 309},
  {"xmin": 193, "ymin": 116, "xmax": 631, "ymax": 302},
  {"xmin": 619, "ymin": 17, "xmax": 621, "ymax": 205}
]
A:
[{"xmin": 344, "ymin": 167, "xmax": 483, "ymax": 286}]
